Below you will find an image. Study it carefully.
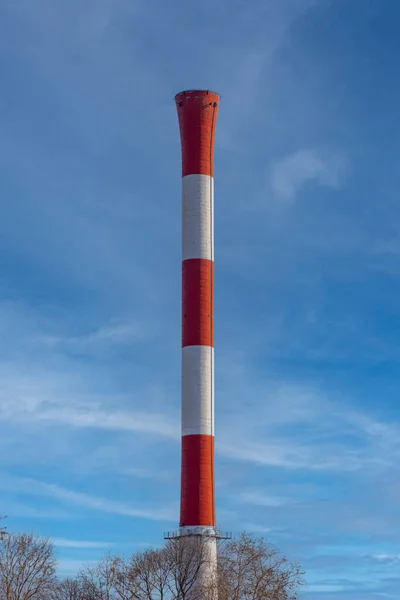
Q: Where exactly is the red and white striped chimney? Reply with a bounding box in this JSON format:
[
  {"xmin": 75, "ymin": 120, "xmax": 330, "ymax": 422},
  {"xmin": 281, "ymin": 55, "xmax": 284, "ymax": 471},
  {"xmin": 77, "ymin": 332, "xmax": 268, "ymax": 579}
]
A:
[{"xmin": 175, "ymin": 90, "xmax": 220, "ymax": 542}]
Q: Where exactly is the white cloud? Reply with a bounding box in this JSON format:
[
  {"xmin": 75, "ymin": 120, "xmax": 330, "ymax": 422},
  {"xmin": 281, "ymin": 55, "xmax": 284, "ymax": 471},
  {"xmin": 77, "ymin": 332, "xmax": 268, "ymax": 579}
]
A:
[
  {"xmin": 121, "ymin": 467, "xmax": 171, "ymax": 480},
  {"xmin": 39, "ymin": 321, "xmax": 150, "ymax": 350},
  {"xmin": 2, "ymin": 477, "xmax": 176, "ymax": 522},
  {"xmin": 242, "ymin": 523, "xmax": 276, "ymax": 535},
  {"xmin": 0, "ymin": 324, "xmax": 179, "ymax": 442},
  {"xmin": 307, "ymin": 583, "xmax": 345, "ymax": 593},
  {"xmin": 52, "ymin": 538, "xmax": 112, "ymax": 549},
  {"xmin": 216, "ymin": 365, "xmax": 400, "ymax": 473},
  {"xmin": 1, "ymin": 504, "xmax": 70, "ymax": 520},
  {"xmin": 218, "ymin": 439, "xmax": 369, "ymax": 471},
  {"xmin": 214, "ymin": 2, "xmax": 326, "ymax": 150},
  {"xmin": 34, "ymin": 406, "xmax": 179, "ymax": 440},
  {"xmin": 57, "ymin": 558, "xmax": 98, "ymax": 577},
  {"xmin": 0, "ymin": 382, "xmax": 179, "ymax": 440},
  {"xmin": 1, "ymin": 332, "xmax": 398, "ymax": 478},
  {"xmin": 240, "ymin": 491, "xmax": 288, "ymax": 507},
  {"xmin": 270, "ymin": 148, "xmax": 346, "ymax": 201},
  {"xmin": 372, "ymin": 553, "xmax": 400, "ymax": 564}
]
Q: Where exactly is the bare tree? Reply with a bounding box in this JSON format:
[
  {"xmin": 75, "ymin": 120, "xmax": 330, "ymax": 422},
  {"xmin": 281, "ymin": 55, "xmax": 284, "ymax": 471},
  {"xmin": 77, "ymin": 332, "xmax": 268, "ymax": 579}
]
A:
[
  {"xmin": 115, "ymin": 549, "xmax": 171, "ymax": 600},
  {"xmin": 165, "ymin": 537, "xmax": 216, "ymax": 600},
  {"xmin": 79, "ymin": 539, "xmax": 213, "ymax": 600},
  {"xmin": 0, "ymin": 532, "xmax": 57, "ymax": 600},
  {"xmin": 107, "ymin": 556, "xmax": 139, "ymax": 600},
  {"xmin": 68, "ymin": 532, "xmax": 303, "ymax": 600},
  {"xmin": 77, "ymin": 554, "xmax": 119, "ymax": 600},
  {"xmin": 140, "ymin": 549, "xmax": 172, "ymax": 600},
  {"xmin": 53, "ymin": 578, "xmax": 84, "ymax": 600},
  {"xmin": 217, "ymin": 533, "xmax": 304, "ymax": 600},
  {"xmin": 79, "ymin": 548, "xmax": 173, "ymax": 600}
]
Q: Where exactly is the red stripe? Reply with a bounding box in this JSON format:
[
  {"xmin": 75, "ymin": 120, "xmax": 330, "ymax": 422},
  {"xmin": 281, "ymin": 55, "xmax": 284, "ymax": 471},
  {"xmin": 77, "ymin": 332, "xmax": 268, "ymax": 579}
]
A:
[
  {"xmin": 175, "ymin": 90, "xmax": 220, "ymax": 177},
  {"xmin": 180, "ymin": 434, "xmax": 215, "ymax": 527},
  {"xmin": 182, "ymin": 259, "xmax": 214, "ymax": 348}
]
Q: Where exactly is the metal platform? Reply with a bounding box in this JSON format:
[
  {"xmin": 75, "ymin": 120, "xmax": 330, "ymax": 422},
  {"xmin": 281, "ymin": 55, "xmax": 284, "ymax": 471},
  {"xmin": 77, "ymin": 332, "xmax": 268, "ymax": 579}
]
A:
[{"xmin": 164, "ymin": 528, "xmax": 232, "ymax": 540}]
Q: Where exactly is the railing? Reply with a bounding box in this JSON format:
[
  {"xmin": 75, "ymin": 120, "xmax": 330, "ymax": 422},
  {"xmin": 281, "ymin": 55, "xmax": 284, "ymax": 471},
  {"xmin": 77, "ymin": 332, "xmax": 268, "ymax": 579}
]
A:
[{"xmin": 164, "ymin": 529, "xmax": 232, "ymax": 540}]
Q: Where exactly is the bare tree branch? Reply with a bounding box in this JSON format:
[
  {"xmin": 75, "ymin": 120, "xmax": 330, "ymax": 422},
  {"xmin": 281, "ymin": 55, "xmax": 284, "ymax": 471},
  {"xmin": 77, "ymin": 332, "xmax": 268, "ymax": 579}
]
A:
[
  {"xmin": 0, "ymin": 533, "xmax": 56, "ymax": 600},
  {"xmin": 0, "ymin": 529, "xmax": 303, "ymax": 600},
  {"xmin": 217, "ymin": 533, "xmax": 305, "ymax": 600},
  {"xmin": 52, "ymin": 578, "xmax": 83, "ymax": 600}
]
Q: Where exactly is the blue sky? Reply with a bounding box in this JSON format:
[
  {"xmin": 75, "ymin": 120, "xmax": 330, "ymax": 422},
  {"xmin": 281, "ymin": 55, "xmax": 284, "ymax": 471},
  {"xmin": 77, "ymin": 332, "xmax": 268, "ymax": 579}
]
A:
[{"xmin": 0, "ymin": 0, "xmax": 399, "ymax": 598}]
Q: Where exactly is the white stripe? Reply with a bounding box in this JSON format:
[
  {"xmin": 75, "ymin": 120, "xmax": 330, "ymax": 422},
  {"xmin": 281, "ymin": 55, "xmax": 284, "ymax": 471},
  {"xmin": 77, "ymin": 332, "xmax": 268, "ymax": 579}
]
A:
[
  {"xmin": 200, "ymin": 536, "xmax": 217, "ymax": 588},
  {"xmin": 182, "ymin": 174, "xmax": 214, "ymax": 261},
  {"xmin": 179, "ymin": 526, "xmax": 216, "ymax": 536},
  {"xmin": 179, "ymin": 528, "xmax": 218, "ymax": 595},
  {"xmin": 182, "ymin": 345, "xmax": 214, "ymax": 436}
]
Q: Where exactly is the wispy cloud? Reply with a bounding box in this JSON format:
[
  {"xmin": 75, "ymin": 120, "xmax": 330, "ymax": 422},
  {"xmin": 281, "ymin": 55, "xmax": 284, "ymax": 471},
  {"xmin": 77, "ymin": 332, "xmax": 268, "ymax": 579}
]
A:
[
  {"xmin": 239, "ymin": 491, "xmax": 289, "ymax": 507},
  {"xmin": 372, "ymin": 553, "xmax": 400, "ymax": 564},
  {"xmin": 0, "ymin": 379, "xmax": 179, "ymax": 440},
  {"xmin": 33, "ymin": 406, "xmax": 179, "ymax": 440},
  {"xmin": 121, "ymin": 467, "xmax": 171, "ymax": 480},
  {"xmin": 52, "ymin": 538, "xmax": 112, "ymax": 549},
  {"xmin": 57, "ymin": 559, "xmax": 98, "ymax": 577},
  {"xmin": 3, "ymin": 477, "xmax": 176, "ymax": 522},
  {"xmin": 0, "ymin": 308, "xmax": 179, "ymax": 441},
  {"xmin": 269, "ymin": 148, "xmax": 346, "ymax": 202},
  {"xmin": 1, "ymin": 504, "xmax": 70, "ymax": 520},
  {"xmin": 39, "ymin": 321, "xmax": 151, "ymax": 350},
  {"xmin": 216, "ymin": 368, "xmax": 400, "ymax": 473}
]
